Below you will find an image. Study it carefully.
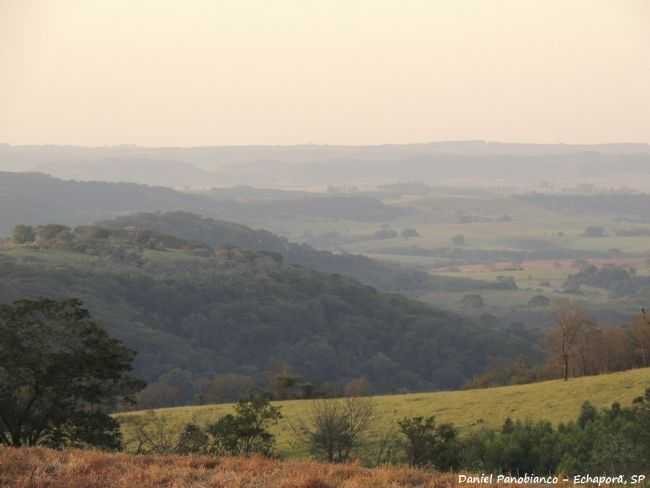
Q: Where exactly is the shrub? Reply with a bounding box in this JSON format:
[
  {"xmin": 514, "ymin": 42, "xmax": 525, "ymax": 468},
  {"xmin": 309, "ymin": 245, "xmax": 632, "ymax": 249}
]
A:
[
  {"xmin": 291, "ymin": 396, "xmax": 375, "ymax": 463},
  {"xmin": 207, "ymin": 394, "xmax": 282, "ymax": 457},
  {"xmin": 398, "ymin": 416, "xmax": 459, "ymax": 469}
]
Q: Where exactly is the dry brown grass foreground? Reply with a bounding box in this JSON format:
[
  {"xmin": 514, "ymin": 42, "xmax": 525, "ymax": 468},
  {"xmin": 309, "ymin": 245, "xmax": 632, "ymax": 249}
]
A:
[{"xmin": 0, "ymin": 447, "xmax": 564, "ymax": 488}]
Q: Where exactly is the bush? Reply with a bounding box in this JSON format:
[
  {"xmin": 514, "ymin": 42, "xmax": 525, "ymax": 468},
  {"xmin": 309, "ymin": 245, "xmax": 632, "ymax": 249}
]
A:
[
  {"xmin": 206, "ymin": 394, "xmax": 282, "ymax": 457},
  {"xmin": 528, "ymin": 295, "xmax": 551, "ymax": 307},
  {"xmin": 291, "ymin": 396, "xmax": 375, "ymax": 463},
  {"xmin": 398, "ymin": 416, "xmax": 459, "ymax": 470},
  {"xmin": 461, "ymin": 294, "xmax": 484, "ymax": 308}
]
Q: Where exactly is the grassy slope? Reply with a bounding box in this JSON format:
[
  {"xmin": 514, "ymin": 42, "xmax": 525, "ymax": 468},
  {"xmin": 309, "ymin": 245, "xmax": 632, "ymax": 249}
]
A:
[{"xmin": 118, "ymin": 368, "xmax": 650, "ymax": 457}]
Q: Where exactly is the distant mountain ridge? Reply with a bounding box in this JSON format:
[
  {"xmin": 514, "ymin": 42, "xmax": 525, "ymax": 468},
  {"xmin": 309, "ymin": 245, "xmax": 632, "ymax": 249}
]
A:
[
  {"xmin": 34, "ymin": 159, "xmax": 222, "ymax": 189},
  {"xmin": 2, "ymin": 142, "xmax": 650, "ymax": 189}
]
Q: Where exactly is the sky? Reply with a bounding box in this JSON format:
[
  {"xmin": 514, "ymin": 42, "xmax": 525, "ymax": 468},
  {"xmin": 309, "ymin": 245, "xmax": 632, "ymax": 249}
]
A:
[{"xmin": 1, "ymin": 0, "xmax": 649, "ymax": 146}]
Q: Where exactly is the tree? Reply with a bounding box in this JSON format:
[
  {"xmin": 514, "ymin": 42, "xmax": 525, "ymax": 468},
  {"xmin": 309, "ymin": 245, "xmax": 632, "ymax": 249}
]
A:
[
  {"xmin": 583, "ymin": 226, "xmax": 606, "ymax": 238},
  {"xmin": 265, "ymin": 361, "xmax": 301, "ymax": 400},
  {"xmin": 401, "ymin": 228, "xmax": 420, "ymax": 239},
  {"xmin": 528, "ymin": 295, "xmax": 551, "ymax": 308},
  {"xmin": 291, "ymin": 396, "xmax": 375, "ymax": 463},
  {"xmin": 12, "ymin": 225, "xmax": 35, "ymax": 244},
  {"xmin": 633, "ymin": 310, "xmax": 650, "ymax": 367},
  {"xmin": 0, "ymin": 298, "xmax": 144, "ymax": 448},
  {"xmin": 119, "ymin": 410, "xmax": 178, "ymax": 454},
  {"xmin": 573, "ymin": 321, "xmax": 603, "ymax": 376},
  {"xmin": 548, "ymin": 302, "xmax": 592, "ymax": 381},
  {"xmin": 176, "ymin": 423, "xmax": 209, "ymax": 455},
  {"xmin": 200, "ymin": 373, "xmax": 256, "ymax": 404},
  {"xmin": 343, "ymin": 376, "xmax": 370, "ymax": 397},
  {"xmin": 461, "ymin": 294, "xmax": 484, "ymax": 309},
  {"xmin": 35, "ymin": 224, "xmax": 72, "ymax": 242},
  {"xmin": 399, "ymin": 415, "xmax": 459, "ymax": 469},
  {"xmin": 373, "ymin": 228, "xmax": 398, "ymax": 240},
  {"xmin": 206, "ymin": 393, "xmax": 282, "ymax": 457},
  {"xmin": 135, "ymin": 382, "xmax": 185, "ymax": 409}
]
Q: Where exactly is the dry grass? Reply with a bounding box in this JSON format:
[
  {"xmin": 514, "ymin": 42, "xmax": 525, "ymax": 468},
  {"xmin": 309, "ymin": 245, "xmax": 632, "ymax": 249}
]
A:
[{"xmin": 0, "ymin": 447, "xmax": 558, "ymax": 488}]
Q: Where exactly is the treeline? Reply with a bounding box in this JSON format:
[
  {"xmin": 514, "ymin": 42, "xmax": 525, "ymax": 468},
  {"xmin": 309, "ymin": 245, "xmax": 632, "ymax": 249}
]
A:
[
  {"xmin": 520, "ymin": 192, "xmax": 650, "ymax": 220},
  {"xmin": 467, "ymin": 302, "xmax": 650, "ymax": 389},
  {"xmin": 376, "ymin": 245, "xmax": 614, "ymax": 266},
  {"xmin": 564, "ymin": 264, "xmax": 650, "ymax": 299}
]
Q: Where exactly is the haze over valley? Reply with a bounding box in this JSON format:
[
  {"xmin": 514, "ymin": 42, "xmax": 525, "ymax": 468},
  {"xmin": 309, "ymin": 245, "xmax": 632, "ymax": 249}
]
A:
[{"xmin": 2, "ymin": 1, "xmax": 650, "ymax": 484}]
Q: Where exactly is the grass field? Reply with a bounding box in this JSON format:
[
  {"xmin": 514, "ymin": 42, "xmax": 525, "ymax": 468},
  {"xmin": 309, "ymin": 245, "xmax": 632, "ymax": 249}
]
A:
[
  {"xmin": 0, "ymin": 447, "xmax": 559, "ymax": 488},
  {"xmin": 118, "ymin": 368, "xmax": 650, "ymax": 458}
]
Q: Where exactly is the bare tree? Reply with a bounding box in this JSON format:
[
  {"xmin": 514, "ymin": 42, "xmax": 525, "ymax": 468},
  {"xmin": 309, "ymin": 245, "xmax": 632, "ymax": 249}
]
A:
[
  {"xmin": 548, "ymin": 301, "xmax": 592, "ymax": 381},
  {"xmin": 120, "ymin": 410, "xmax": 179, "ymax": 454},
  {"xmin": 633, "ymin": 309, "xmax": 650, "ymax": 367},
  {"xmin": 574, "ymin": 321, "xmax": 602, "ymax": 376},
  {"xmin": 290, "ymin": 396, "xmax": 375, "ymax": 463}
]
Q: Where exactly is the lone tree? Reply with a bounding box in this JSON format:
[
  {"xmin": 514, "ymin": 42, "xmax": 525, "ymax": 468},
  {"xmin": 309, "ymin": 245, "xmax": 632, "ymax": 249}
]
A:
[
  {"xmin": 291, "ymin": 396, "xmax": 375, "ymax": 463},
  {"xmin": 548, "ymin": 301, "xmax": 592, "ymax": 381},
  {"xmin": 0, "ymin": 298, "xmax": 144, "ymax": 448}
]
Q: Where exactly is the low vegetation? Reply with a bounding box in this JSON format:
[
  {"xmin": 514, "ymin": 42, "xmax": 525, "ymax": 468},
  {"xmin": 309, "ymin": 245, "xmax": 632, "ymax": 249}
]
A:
[{"xmin": 0, "ymin": 447, "xmax": 557, "ymax": 488}]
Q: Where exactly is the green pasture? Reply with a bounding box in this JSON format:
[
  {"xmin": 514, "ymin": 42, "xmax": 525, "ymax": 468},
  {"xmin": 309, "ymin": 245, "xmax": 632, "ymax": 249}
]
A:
[{"xmin": 117, "ymin": 367, "xmax": 650, "ymax": 458}]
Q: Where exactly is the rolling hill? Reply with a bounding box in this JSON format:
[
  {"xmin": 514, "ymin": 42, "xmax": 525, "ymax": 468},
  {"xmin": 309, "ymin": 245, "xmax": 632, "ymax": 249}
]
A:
[
  {"xmin": 97, "ymin": 211, "xmax": 510, "ymax": 293},
  {"xmin": 0, "ymin": 225, "xmax": 539, "ymax": 403},
  {"xmin": 0, "ymin": 172, "xmax": 507, "ymax": 294}
]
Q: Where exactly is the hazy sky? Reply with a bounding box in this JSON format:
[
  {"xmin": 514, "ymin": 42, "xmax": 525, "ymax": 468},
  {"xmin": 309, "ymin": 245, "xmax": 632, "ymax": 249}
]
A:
[{"xmin": 1, "ymin": 0, "xmax": 649, "ymax": 146}]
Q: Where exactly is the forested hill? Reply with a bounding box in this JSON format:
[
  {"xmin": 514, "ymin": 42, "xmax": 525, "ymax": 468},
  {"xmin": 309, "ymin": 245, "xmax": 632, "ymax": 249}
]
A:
[
  {"xmin": 98, "ymin": 211, "xmax": 506, "ymax": 293},
  {"xmin": 0, "ymin": 171, "xmax": 213, "ymax": 234},
  {"xmin": 0, "ymin": 226, "xmax": 540, "ymax": 405},
  {"xmin": 0, "ymin": 171, "xmax": 404, "ymax": 235}
]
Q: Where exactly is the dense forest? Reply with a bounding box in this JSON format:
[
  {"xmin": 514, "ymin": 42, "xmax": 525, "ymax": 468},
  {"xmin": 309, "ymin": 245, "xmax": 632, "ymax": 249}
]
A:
[{"xmin": 0, "ymin": 223, "xmax": 540, "ymax": 407}]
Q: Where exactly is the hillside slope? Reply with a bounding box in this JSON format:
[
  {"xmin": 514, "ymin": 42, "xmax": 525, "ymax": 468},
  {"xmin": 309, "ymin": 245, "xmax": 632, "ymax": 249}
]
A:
[
  {"xmin": 0, "ymin": 173, "xmax": 467, "ymax": 293},
  {"xmin": 98, "ymin": 211, "xmax": 508, "ymax": 293},
  {"xmin": 119, "ymin": 367, "xmax": 650, "ymax": 457},
  {"xmin": 0, "ymin": 226, "xmax": 538, "ymax": 401}
]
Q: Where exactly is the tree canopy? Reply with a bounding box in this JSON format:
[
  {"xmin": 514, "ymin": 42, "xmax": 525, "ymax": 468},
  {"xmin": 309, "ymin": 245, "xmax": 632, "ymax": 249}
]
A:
[{"xmin": 0, "ymin": 298, "xmax": 144, "ymax": 448}]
